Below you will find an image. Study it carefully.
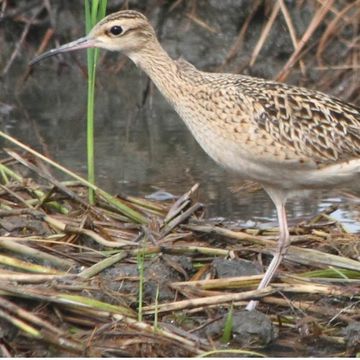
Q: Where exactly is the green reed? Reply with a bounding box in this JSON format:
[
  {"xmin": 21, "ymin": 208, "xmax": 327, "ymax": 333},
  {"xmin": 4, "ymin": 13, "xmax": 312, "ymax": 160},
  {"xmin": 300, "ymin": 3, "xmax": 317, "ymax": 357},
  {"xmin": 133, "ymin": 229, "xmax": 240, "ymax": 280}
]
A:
[
  {"xmin": 84, "ymin": 0, "xmax": 107, "ymax": 204},
  {"xmin": 221, "ymin": 304, "xmax": 233, "ymax": 344}
]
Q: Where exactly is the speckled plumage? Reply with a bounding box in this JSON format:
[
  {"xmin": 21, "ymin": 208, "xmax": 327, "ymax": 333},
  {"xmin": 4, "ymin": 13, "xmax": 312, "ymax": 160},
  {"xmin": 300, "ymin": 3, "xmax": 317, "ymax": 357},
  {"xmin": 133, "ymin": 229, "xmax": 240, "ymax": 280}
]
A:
[
  {"xmin": 156, "ymin": 57, "xmax": 360, "ymax": 193},
  {"xmin": 31, "ymin": 10, "xmax": 360, "ymax": 310}
]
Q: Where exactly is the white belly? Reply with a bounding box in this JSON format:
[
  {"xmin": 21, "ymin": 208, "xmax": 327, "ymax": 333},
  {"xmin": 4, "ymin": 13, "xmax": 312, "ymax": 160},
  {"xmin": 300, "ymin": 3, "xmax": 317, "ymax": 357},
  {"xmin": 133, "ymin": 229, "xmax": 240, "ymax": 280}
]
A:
[{"xmin": 178, "ymin": 108, "xmax": 360, "ymax": 192}]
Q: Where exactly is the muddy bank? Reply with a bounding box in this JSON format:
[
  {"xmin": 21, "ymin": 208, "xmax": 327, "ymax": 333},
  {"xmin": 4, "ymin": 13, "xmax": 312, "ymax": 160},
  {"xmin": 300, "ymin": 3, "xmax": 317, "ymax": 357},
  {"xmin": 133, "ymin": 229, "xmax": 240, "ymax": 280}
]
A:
[
  {"xmin": 0, "ymin": 149, "xmax": 359, "ymax": 356},
  {"xmin": 0, "ymin": 1, "xmax": 359, "ymax": 224}
]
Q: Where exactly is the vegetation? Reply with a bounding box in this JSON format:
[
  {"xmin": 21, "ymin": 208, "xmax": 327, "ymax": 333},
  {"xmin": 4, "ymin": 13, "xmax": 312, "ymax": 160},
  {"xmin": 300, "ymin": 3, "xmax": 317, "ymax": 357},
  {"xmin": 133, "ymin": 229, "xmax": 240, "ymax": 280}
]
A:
[
  {"xmin": 84, "ymin": 0, "xmax": 108, "ymax": 204},
  {"xmin": 0, "ymin": 0, "xmax": 359, "ymax": 357}
]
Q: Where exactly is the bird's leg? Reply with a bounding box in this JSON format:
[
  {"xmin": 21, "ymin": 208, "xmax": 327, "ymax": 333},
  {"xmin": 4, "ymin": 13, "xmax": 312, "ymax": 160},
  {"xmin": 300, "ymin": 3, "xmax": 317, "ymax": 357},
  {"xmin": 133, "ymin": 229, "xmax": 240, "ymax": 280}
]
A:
[{"xmin": 246, "ymin": 188, "xmax": 289, "ymax": 311}]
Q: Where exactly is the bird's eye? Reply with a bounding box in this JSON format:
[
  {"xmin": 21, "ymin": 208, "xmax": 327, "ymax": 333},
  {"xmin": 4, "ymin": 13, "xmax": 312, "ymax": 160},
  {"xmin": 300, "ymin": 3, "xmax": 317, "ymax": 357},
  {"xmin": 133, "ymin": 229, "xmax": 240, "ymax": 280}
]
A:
[{"xmin": 109, "ymin": 25, "xmax": 123, "ymax": 36}]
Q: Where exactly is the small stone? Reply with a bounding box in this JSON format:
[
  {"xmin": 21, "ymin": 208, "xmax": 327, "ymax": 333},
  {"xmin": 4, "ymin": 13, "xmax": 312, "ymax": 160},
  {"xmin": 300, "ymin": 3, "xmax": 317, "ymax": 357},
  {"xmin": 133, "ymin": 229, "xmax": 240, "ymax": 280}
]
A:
[
  {"xmin": 206, "ymin": 310, "xmax": 276, "ymax": 347},
  {"xmin": 212, "ymin": 258, "xmax": 262, "ymax": 278},
  {"xmin": 344, "ymin": 322, "xmax": 360, "ymax": 353}
]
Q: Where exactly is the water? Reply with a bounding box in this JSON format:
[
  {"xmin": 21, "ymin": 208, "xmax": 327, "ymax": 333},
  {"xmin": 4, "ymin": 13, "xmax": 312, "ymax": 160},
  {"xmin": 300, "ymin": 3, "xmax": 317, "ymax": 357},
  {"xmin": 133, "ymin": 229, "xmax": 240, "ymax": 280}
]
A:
[
  {"xmin": 0, "ymin": 60, "xmax": 359, "ymax": 234},
  {"xmin": 0, "ymin": 2, "xmax": 359, "ymax": 234}
]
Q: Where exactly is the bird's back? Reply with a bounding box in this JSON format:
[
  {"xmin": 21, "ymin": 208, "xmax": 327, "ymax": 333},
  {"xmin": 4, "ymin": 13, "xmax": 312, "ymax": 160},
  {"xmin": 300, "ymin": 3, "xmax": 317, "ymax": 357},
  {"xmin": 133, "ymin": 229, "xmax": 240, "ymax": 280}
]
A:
[{"xmin": 171, "ymin": 59, "xmax": 360, "ymax": 189}]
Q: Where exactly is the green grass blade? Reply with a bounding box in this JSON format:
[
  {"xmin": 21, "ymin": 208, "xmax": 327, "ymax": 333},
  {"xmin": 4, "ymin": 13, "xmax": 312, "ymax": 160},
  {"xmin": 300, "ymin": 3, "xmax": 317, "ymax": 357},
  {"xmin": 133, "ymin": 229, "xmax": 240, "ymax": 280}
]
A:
[
  {"xmin": 221, "ymin": 304, "xmax": 233, "ymax": 344},
  {"xmin": 84, "ymin": 0, "xmax": 107, "ymax": 204},
  {"xmin": 137, "ymin": 249, "xmax": 145, "ymax": 322},
  {"xmin": 84, "ymin": 0, "xmax": 91, "ymax": 33},
  {"xmin": 0, "ymin": 130, "xmax": 148, "ymax": 224}
]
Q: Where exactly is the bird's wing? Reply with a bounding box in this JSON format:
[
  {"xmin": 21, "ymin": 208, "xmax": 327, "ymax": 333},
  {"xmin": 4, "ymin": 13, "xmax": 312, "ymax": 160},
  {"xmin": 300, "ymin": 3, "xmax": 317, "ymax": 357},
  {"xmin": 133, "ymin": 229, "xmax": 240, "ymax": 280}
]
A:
[{"xmin": 248, "ymin": 81, "xmax": 360, "ymax": 164}]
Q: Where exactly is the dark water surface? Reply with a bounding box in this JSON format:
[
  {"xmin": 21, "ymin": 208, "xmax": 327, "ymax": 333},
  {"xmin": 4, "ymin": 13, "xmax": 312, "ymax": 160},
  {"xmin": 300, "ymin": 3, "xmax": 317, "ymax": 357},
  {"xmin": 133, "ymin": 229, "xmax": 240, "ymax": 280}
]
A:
[
  {"xmin": 1, "ymin": 61, "xmax": 359, "ymax": 234},
  {"xmin": 1, "ymin": 1, "xmax": 359, "ymax": 233}
]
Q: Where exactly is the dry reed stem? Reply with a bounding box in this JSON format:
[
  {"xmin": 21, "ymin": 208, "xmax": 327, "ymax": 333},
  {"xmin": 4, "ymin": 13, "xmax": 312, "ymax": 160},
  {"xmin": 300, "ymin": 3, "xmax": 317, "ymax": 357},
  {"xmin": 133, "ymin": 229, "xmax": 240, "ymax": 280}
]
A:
[
  {"xmin": 160, "ymin": 202, "xmax": 203, "ymax": 237},
  {"xmin": 0, "ymin": 296, "xmax": 62, "ymax": 335},
  {"xmin": 171, "ymin": 275, "xmax": 264, "ymax": 290},
  {"xmin": 113, "ymin": 314, "xmax": 208, "ymax": 354},
  {"xmin": 0, "ymin": 236, "xmax": 74, "ymax": 268},
  {"xmin": 262, "ymin": 296, "xmax": 358, "ymax": 323},
  {"xmin": 220, "ymin": 0, "xmax": 263, "ymax": 68},
  {"xmin": 0, "ymin": 272, "xmax": 72, "ymax": 282},
  {"xmin": 2, "ymin": 5, "xmax": 43, "ymax": 76},
  {"xmin": 278, "ymin": 0, "xmax": 306, "ymax": 73},
  {"xmin": 44, "ymin": 215, "xmax": 136, "ymax": 247},
  {"xmin": 0, "ymin": 151, "xmax": 358, "ymax": 356},
  {"xmin": 316, "ymin": 1, "xmax": 360, "ymax": 65},
  {"xmin": 23, "ymin": 27, "xmax": 55, "ymax": 81},
  {"xmin": 0, "ymin": 254, "xmax": 62, "ymax": 274},
  {"xmin": 276, "ymin": 0, "xmax": 335, "ymax": 81},
  {"xmin": 79, "ymin": 251, "xmax": 129, "ymax": 278},
  {"xmin": 185, "ymin": 223, "xmax": 360, "ymax": 271},
  {"xmin": 143, "ymin": 287, "xmax": 274, "ymax": 314},
  {"xmin": 7, "ymin": 150, "xmax": 92, "ymax": 211},
  {"xmin": 186, "ymin": 12, "xmax": 217, "ymax": 33},
  {"xmin": 249, "ymin": 0, "xmax": 280, "ymax": 67}
]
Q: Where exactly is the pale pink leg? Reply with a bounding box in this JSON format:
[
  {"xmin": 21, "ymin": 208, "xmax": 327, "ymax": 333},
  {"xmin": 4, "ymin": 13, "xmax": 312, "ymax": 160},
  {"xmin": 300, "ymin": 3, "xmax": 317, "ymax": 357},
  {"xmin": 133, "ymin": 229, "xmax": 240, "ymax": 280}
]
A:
[{"xmin": 246, "ymin": 188, "xmax": 290, "ymax": 311}]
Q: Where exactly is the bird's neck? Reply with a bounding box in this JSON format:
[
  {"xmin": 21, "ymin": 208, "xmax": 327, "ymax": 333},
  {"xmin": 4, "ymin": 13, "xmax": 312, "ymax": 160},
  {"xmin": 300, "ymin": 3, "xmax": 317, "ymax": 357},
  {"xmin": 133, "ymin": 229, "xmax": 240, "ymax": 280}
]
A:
[{"xmin": 127, "ymin": 40, "xmax": 184, "ymax": 106}]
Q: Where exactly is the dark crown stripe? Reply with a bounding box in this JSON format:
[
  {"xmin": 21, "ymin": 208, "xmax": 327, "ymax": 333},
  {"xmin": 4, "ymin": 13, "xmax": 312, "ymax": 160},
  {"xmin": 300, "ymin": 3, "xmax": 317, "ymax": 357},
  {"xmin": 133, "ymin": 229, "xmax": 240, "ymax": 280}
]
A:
[{"xmin": 98, "ymin": 10, "xmax": 147, "ymax": 26}]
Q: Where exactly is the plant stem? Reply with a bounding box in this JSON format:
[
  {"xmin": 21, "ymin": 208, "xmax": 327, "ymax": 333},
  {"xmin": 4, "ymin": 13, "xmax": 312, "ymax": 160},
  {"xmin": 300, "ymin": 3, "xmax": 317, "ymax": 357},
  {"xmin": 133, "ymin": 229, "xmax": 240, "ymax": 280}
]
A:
[{"xmin": 84, "ymin": 0, "xmax": 107, "ymax": 204}]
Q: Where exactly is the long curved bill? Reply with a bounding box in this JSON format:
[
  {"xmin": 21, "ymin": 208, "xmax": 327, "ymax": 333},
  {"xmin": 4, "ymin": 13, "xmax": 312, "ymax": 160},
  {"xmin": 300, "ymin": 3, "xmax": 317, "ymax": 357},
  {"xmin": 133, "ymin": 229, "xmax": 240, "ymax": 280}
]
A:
[{"xmin": 29, "ymin": 36, "xmax": 96, "ymax": 66}]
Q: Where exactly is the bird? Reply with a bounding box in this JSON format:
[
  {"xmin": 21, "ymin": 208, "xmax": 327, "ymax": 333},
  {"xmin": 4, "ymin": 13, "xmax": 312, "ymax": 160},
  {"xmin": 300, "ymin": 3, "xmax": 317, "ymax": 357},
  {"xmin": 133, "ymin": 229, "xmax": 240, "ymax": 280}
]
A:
[{"xmin": 30, "ymin": 10, "xmax": 360, "ymax": 311}]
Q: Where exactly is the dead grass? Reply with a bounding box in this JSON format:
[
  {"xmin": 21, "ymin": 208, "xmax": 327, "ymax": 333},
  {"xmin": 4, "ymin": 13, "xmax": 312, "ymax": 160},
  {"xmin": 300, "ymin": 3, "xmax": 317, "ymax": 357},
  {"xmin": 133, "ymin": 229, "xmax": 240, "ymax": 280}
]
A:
[{"xmin": 0, "ymin": 132, "xmax": 359, "ymax": 356}]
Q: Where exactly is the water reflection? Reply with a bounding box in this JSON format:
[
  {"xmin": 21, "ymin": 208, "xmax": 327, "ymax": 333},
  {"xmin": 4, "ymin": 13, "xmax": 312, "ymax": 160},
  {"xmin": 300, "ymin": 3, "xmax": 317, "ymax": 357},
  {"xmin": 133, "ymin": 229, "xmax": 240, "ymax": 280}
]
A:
[
  {"xmin": 1, "ymin": 62, "xmax": 359, "ymax": 233},
  {"xmin": 1, "ymin": 0, "xmax": 359, "ymax": 234}
]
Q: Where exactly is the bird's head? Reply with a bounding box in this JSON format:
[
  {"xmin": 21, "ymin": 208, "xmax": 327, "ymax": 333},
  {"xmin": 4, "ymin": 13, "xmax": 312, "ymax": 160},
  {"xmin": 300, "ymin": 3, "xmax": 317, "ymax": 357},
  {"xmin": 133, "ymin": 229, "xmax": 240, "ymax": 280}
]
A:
[{"xmin": 30, "ymin": 10, "xmax": 156, "ymax": 65}]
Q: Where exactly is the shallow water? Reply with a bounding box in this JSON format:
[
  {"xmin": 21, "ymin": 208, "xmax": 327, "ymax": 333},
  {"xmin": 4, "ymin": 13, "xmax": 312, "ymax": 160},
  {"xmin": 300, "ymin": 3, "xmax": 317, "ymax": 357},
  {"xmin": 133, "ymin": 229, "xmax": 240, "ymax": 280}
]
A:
[
  {"xmin": 1, "ymin": 61, "xmax": 359, "ymax": 234},
  {"xmin": 1, "ymin": 2, "xmax": 359, "ymax": 234}
]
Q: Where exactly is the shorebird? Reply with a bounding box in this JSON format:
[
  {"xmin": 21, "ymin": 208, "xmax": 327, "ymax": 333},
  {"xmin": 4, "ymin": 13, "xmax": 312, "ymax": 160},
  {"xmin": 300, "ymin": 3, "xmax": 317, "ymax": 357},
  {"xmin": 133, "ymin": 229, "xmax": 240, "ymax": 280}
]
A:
[{"xmin": 30, "ymin": 10, "xmax": 360, "ymax": 310}]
